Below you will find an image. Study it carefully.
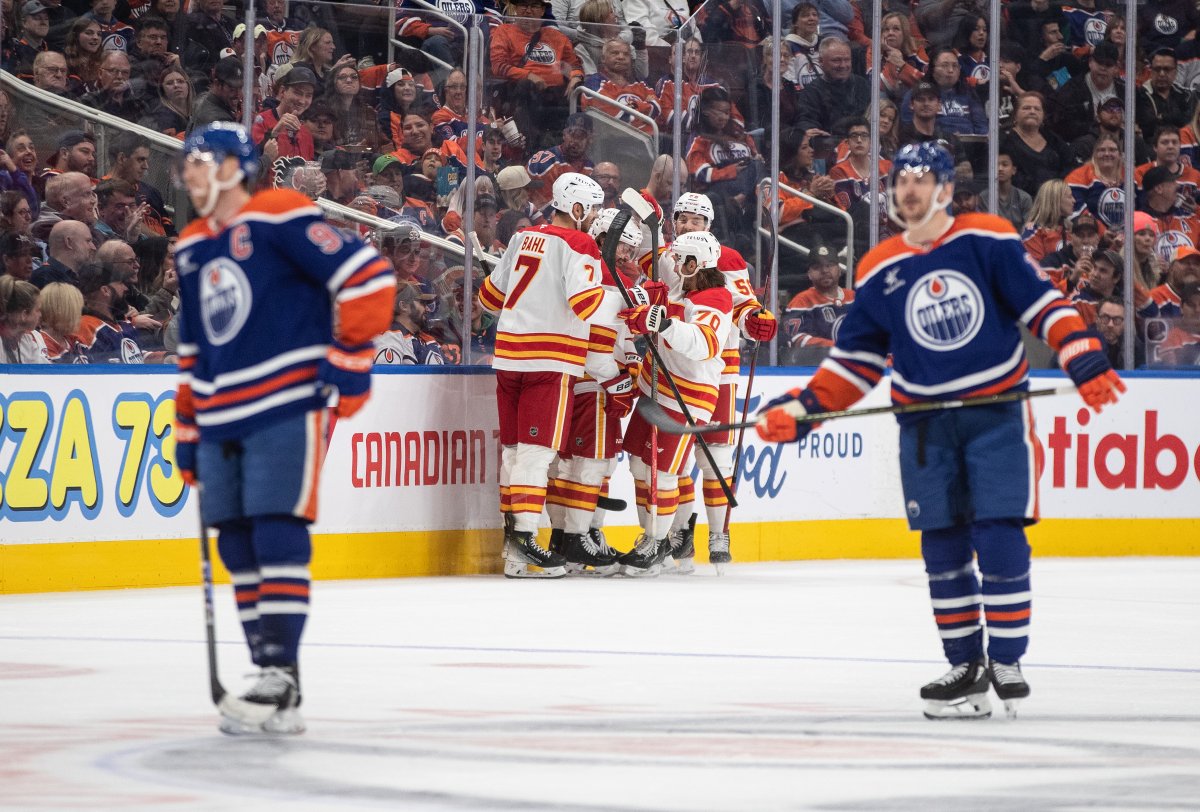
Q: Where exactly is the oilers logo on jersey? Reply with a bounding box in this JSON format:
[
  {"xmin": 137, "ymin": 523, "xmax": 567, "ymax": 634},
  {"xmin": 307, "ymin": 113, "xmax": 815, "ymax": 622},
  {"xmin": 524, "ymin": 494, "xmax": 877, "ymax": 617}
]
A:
[
  {"xmin": 1097, "ymin": 188, "xmax": 1124, "ymax": 228},
  {"xmin": 1154, "ymin": 13, "xmax": 1179, "ymax": 36},
  {"xmin": 199, "ymin": 258, "xmax": 253, "ymax": 346},
  {"xmin": 1156, "ymin": 230, "xmax": 1194, "ymax": 264},
  {"xmin": 905, "ymin": 270, "xmax": 984, "ymax": 351},
  {"xmin": 1084, "ymin": 17, "xmax": 1107, "ymax": 45},
  {"xmin": 968, "ymin": 63, "xmax": 990, "ymax": 84},
  {"xmin": 437, "ymin": 0, "xmax": 475, "ymax": 23},
  {"xmin": 526, "ymin": 43, "xmax": 557, "ymax": 64}
]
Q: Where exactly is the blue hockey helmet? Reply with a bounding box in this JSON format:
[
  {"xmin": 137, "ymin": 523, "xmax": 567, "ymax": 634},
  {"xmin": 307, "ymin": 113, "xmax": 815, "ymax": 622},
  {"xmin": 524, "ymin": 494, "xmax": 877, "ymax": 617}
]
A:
[
  {"xmin": 889, "ymin": 141, "xmax": 955, "ymax": 187},
  {"xmin": 182, "ymin": 122, "xmax": 259, "ymax": 180}
]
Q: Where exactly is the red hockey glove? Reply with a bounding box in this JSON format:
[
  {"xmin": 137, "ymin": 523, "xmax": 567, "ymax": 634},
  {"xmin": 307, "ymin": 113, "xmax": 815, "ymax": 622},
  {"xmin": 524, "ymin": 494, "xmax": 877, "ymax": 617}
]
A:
[
  {"xmin": 619, "ymin": 304, "xmax": 670, "ymax": 335},
  {"xmin": 1059, "ymin": 330, "xmax": 1126, "ymax": 413},
  {"xmin": 745, "ymin": 309, "xmax": 778, "ymax": 341},
  {"xmin": 318, "ymin": 340, "xmax": 374, "ymax": 418},
  {"xmin": 602, "ymin": 373, "xmax": 635, "ymax": 418},
  {"xmin": 173, "ymin": 421, "xmax": 199, "ymax": 487},
  {"xmin": 629, "ymin": 279, "xmax": 670, "ymax": 307},
  {"xmin": 755, "ymin": 388, "xmax": 824, "ymax": 443}
]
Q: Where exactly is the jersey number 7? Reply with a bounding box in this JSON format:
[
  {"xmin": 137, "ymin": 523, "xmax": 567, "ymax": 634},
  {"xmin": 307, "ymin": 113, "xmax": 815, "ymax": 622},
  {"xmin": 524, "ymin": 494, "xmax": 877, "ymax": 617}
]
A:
[{"xmin": 504, "ymin": 254, "xmax": 542, "ymax": 309}]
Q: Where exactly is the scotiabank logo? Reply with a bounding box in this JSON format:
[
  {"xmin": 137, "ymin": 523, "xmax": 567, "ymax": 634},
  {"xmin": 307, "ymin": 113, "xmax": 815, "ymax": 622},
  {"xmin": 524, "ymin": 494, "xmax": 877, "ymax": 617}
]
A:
[{"xmin": 1043, "ymin": 409, "xmax": 1199, "ymax": 490}]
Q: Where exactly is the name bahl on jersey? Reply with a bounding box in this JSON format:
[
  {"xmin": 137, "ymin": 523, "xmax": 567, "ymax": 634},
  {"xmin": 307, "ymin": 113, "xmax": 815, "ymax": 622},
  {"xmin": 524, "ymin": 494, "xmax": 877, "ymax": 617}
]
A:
[{"xmin": 174, "ymin": 189, "xmax": 393, "ymax": 441}]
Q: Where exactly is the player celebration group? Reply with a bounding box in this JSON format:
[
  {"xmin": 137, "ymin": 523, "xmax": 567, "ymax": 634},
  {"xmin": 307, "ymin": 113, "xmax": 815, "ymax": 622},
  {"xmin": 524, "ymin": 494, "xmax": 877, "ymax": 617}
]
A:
[{"xmin": 173, "ymin": 124, "xmax": 1124, "ymax": 735}]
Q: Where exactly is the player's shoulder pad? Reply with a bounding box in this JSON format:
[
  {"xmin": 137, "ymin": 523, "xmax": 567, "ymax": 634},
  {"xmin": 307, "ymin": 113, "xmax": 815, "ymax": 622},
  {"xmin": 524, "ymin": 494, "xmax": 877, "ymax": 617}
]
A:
[
  {"xmin": 178, "ymin": 218, "xmax": 213, "ymax": 242},
  {"xmin": 948, "ymin": 212, "xmax": 1020, "ymax": 240},
  {"xmin": 244, "ymin": 188, "xmax": 323, "ymax": 219},
  {"xmin": 687, "ymin": 285, "xmax": 733, "ymax": 311},
  {"xmin": 717, "ymin": 245, "xmax": 747, "ymax": 272},
  {"xmin": 544, "ymin": 224, "xmax": 603, "ymax": 257},
  {"xmin": 856, "ymin": 233, "xmax": 913, "ymax": 286}
]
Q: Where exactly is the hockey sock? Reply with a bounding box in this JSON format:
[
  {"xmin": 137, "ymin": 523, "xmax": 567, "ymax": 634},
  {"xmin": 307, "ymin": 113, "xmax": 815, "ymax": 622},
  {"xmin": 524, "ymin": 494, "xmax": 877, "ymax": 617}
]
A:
[
  {"xmin": 252, "ymin": 515, "xmax": 312, "ymax": 667},
  {"xmin": 509, "ymin": 443, "xmax": 557, "ymax": 534},
  {"xmin": 922, "ymin": 525, "xmax": 984, "ymax": 664},
  {"xmin": 972, "ymin": 518, "xmax": 1032, "ymax": 664},
  {"xmin": 702, "ymin": 478, "xmax": 730, "ymax": 533},
  {"xmin": 545, "ymin": 478, "xmax": 568, "ymax": 529},
  {"xmin": 499, "ymin": 445, "xmax": 516, "ymax": 517},
  {"xmin": 669, "ymin": 497, "xmax": 694, "ymax": 534},
  {"xmin": 590, "ymin": 476, "xmax": 612, "ymax": 529},
  {"xmin": 215, "ymin": 519, "xmax": 263, "ymax": 665}
]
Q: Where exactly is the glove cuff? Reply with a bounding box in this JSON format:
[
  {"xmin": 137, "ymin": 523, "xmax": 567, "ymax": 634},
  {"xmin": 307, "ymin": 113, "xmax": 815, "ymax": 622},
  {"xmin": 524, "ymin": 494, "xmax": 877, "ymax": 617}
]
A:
[
  {"xmin": 174, "ymin": 422, "xmax": 199, "ymax": 444},
  {"xmin": 602, "ymin": 373, "xmax": 633, "ymax": 395},
  {"xmin": 328, "ymin": 342, "xmax": 374, "ymax": 373}
]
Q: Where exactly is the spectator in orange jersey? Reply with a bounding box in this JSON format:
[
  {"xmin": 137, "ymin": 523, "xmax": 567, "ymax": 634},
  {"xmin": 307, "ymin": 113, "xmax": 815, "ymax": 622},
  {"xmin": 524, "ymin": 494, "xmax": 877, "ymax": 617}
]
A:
[
  {"xmin": 685, "ymin": 86, "xmax": 762, "ymax": 249},
  {"xmin": 656, "ymin": 35, "xmax": 743, "ymax": 135},
  {"xmin": 781, "ymin": 242, "xmax": 853, "ymax": 359},
  {"xmin": 1041, "ymin": 212, "xmax": 1102, "ymax": 295},
  {"xmin": 775, "ymin": 127, "xmax": 836, "ymax": 234},
  {"xmin": 491, "ymin": 0, "xmax": 583, "ymax": 141},
  {"xmin": 1141, "ymin": 246, "xmax": 1200, "ymax": 319},
  {"xmin": 526, "ymin": 112, "xmax": 594, "ymax": 211},
  {"xmin": 580, "ymin": 38, "xmax": 659, "ymax": 136},
  {"xmin": 1138, "ymin": 165, "xmax": 1200, "ymax": 266},
  {"xmin": 1022, "ymin": 178, "xmax": 1075, "ymax": 263},
  {"xmin": 1152, "ymin": 282, "xmax": 1200, "ymax": 366},
  {"xmin": 1135, "ymin": 126, "xmax": 1200, "ymax": 212},
  {"xmin": 868, "ymin": 11, "xmax": 929, "ymax": 102}
]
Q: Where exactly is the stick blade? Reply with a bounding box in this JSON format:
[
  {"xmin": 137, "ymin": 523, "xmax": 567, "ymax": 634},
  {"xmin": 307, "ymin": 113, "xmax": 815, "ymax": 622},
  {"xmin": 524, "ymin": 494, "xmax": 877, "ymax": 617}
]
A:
[{"xmin": 635, "ymin": 397, "xmax": 700, "ymax": 435}]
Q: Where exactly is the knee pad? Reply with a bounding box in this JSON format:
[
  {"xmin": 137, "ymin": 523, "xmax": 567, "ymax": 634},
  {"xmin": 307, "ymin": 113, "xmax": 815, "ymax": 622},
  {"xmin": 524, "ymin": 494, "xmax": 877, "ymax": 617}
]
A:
[
  {"xmin": 921, "ymin": 525, "xmax": 974, "ymax": 575},
  {"xmin": 629, "ymin": 455, "xmax": 649, "ymax": 483},
  {"xmin": 513, "ymin": 442, "xmax": 557, "ymax": 473},
  {"xmin": 697, "ymin": 443, "xmax": 734, "ymax": 478},
  {"xmin": 252, "ymin": 515, "xmax": 312, "ymax": 568},
  {"xmin": 569, "ymin": 456, "xmax": 610, "ymax": 487},
  {"xmin": 215, "ymin": 519, "xmax": 254, "ymax": 572}
]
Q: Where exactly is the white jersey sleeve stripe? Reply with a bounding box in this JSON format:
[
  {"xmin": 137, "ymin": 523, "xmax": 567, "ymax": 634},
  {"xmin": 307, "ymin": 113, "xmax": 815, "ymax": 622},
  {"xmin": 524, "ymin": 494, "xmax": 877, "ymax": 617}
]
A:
[
  {"xmin": 326, "ymin": 245, "xmax": 380, "ymax": 293},
  {"xmin": 891, "ymin": 342, "xmax": 1025, "ymax": 397}
]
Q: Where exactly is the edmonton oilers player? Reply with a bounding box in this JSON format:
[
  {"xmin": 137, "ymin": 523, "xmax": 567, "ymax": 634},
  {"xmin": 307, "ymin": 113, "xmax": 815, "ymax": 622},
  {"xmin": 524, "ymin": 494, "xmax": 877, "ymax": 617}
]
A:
[
  {"xmin": 172, "ymin": 123, "xmax": 394, "ymax": 734},
  {"xmin": 756, "ymin": 142, "xmax": 1125, "ymax": 720}
]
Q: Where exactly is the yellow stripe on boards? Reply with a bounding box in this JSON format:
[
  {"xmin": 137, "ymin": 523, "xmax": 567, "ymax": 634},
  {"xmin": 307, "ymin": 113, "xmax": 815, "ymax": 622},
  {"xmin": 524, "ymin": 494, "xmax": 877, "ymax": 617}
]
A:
[{"xmin": 2, "ymin": 519, "xmax": 1197, "ymax": 594}]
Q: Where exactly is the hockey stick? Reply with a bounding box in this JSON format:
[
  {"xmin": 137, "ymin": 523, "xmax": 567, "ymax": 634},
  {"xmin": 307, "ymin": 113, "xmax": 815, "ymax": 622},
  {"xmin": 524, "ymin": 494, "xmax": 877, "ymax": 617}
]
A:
[
  {"xmin": 197, "ymin": 487, "xmax": 227, "ymax": 705},
  {"xmin": 596, "ymin": 494, "xmax": 627, "ymax": 512},
  {"xmin": 636, "ymin": 385, "xmax": 1076, "ymax": 436},
  {"xmin": 606, "ymin": 195, "xmax": 737, "ymax": 508}
]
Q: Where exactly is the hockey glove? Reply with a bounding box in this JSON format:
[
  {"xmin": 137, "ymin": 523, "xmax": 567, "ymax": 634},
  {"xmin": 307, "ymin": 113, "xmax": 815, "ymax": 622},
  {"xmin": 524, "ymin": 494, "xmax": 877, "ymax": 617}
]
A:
[
  {"xmin": 755, "ymin": 388, "xmax": 824, "ymax": 444},
  {"xmin": 1059, "ymin": 330, "xmax": 1126, "ymax": 413},
  {"xmin": 173, "ymin": 421, "xmax": 199, "ymax": 487},
  {"xmin": 318, "ymin": 340, "xmax": 374, "ymax": 418},
  {"xmin": 630, "ymin": 280, "xmax": 670, "ymax": 307},
  {"xmin": 602, "ymin": 373, "xmax": 635, "ymax": 418},
  {"xmin": 745, "ymin": 309, "xmax": 778, "ymax": 342},
  {"xmin": 619, "ymin": 304, "xmax": 670, "ymax": 335}
]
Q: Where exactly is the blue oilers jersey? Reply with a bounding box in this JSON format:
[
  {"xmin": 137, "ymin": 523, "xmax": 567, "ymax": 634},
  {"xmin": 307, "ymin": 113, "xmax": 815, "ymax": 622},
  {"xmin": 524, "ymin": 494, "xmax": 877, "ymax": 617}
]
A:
[
  {"xmin": 810, "ymin": 214, "xmax": 1084, "ymax": 422},
  {"xmin": 1062, "ymin": 6, "xmax": 1109, "ymax": 49},
  {"xmin": 175, "ymin": 189, "xmax": 393, "ymax": 441}
]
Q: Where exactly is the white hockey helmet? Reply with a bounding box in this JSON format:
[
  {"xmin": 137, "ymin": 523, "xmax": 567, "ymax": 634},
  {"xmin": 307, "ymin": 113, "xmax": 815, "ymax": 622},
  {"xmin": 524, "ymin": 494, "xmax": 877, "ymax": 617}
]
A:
[
  {"xmin": 672, "ymin": 192, "xmax": 714, "ymax": 227},
  {"xmin": 588, "ymin": 207, "xmax": 642, "ymax": 248},
  {"xmin": 551, "ymin": 171, "xmax": 604, "ymax": 225},
  {"xmin": 671, "ymin": 231, "xmax": 721, "ymax": 277}
]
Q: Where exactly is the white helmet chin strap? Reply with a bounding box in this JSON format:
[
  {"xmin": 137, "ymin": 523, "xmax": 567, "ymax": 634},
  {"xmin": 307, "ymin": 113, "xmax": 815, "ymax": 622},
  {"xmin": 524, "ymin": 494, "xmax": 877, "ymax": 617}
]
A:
[
  {"xmin": 197, "ymin": 162, "xmax": 245, "ymax": 217},
  {"xmin": 888, "ymin": 180, "xmax": 952, "ymax": 232}
]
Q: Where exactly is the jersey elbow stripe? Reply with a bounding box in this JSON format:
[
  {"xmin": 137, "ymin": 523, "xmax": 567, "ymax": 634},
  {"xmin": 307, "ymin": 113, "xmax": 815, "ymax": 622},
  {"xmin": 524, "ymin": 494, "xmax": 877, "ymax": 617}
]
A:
[
  {"xmin": 336, "ymin": 273, "xmax": 395, "ymax": 306},
  {"xmin": 327, "ymin": 246, "xmax": 382, "ymax": 293},
  {"xmin": 1044, "ymin": 309, "xmax": 1086, "ymax": 348},
  {"xmin": 1021, "ymin": 289, "xmax": 1065, "ymax": 329},
  {"xmin": 823, "ymin": 358, "xmax": 877, "ymax": 394},
  {"xmin": 478, "ymin": 279, "xmax": 506, "ymax": 312},
  {"xmin": 569, "ymin": 288, "xmax": 605, "ymax": 320},
  {"xmin": 337, "ymin": 259, "xmax": 394, "ymax": 295}
]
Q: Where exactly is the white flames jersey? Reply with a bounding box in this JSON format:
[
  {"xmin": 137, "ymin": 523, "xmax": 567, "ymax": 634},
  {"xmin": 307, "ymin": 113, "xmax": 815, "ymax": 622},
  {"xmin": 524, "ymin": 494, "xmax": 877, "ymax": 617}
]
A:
[
  {"xmin": 578, "ymin": 272, "xmax": 639, "ymax": 395},
  {"xmin": 636, "ymin": 286, "xmax": 734, "ymax": 421},
  {"xmin": 477, "ymin": 224, "xmax": 605, "ymax": 376}
]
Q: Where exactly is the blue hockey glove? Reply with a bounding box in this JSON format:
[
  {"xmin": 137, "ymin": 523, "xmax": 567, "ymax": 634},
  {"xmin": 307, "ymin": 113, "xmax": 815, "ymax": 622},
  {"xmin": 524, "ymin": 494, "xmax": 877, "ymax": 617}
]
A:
[{"xmin": 317, "ymin": 340, "xmax": 374, "ymax": 418}]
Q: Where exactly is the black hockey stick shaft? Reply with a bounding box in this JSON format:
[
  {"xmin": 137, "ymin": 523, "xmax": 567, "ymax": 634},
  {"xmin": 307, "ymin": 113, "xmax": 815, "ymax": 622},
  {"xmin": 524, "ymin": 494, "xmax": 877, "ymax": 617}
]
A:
[
  {"xmin": 637, "ymin": 385, "xmax": 1075, "ymax": 436},
  {"xmin": 197, "ymin": 487, "xmax": 227, "ymax": 705},
  {"xmin": 604, "ymin": 206, "xmax": 738, "ymax": 507}
]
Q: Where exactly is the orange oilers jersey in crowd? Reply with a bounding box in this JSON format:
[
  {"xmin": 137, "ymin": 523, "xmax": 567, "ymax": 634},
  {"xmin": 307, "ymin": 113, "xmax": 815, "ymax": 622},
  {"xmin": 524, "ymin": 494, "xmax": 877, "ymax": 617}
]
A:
[
  {"xmin": 1020, "ymin": 224, "xmax": 1066, "ymax": 263},
  {"xmin": 654, "ymin": 77, "xmax": 743, "ymax": 133},
  {"xmin": 489, "ymin": 23, "xmax": 582, "ymax": 89},
  {"xmin": 783, "ymin": 286, "xmax": 855, "ymax": 347},
  {"xmin": 1144, "ymin": 211, "xmax": 1200, "ymax": 265},
  {"xmin": 1134, "ymin": 161, "xmax": 1200, "ymax": 207},
  {"xmin": 264, "ymin": 30, "xmax": 300, "ymax": 65},
  {"xmin": 580, "ymin": 74, "xmax": 660, "ymax": 136},
  {"xmin": 477, "ymin": 224, "xmax": 605, "ymax": 376},
  {"xmin": 174, "ymin": 189, "xmax": 395, "ymax": 442},
  {"xmin": 526, "ymin": 147, "xmax": 593, "ymax": 209},
  {"xmin": 1155, "ymin": 325, "xmax": 1200, "ymax": 365},
  {"xmin": 636, "ymin": 286, "xmax": 733, "ymax": 421},
  {"xmin": 685, "ymin": 133, "xmax": 758, "ymax": 187},
  {"xmin": 1139, "ymin": 282, "xmax": 1185, "ymax": 318},
  {"xmin": 804, "ymin": 213, "xmax": 1088, "ymax": 417},
  {"xmin": 829, "ymin": 158, "xmax": 893, "ymax": 212}
]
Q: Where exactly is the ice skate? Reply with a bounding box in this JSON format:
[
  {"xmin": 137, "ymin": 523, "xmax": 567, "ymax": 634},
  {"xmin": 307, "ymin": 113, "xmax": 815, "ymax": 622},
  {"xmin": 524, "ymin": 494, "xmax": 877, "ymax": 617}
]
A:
[
  {"xmin": 219, "ymin": 665, "xmax": 305, "ymax": 735},
  {"xmin": 664, "ymin": 514, "xmax": 696, "ymax": 575},
  {"xmin": 588, "ymin": 528, "xmax": 622, "ymax": 568},
  {"xmin": 618, "ymin": 533, "xmax": 666, "ymax": 577},
  {"xmin": 560, "ymin": 532, "xmax": 620, "ymax": 576},
  {"xmin": 988, "ymin": 660, "xmax": 1030, "ymax": 719},
  {"xmin": 548, "ymin": 528, "xmax": 564, "ymax": 556},
  {"xmin": 920, "ymin": 658, "xmax": 992, "ymax": 720},
  {"xmin": 708, "ymin": 531, "xmax": 731, "ymax": 575},
  {"xmin": 503, "ymin": 531, "xmax": 567, "ymax": 579}
]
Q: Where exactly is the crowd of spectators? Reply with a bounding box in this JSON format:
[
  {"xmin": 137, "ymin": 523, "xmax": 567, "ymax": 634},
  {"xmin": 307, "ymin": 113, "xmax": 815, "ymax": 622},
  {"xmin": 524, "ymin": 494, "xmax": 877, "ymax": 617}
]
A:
[{"xmin": 1, "ymin": 0, "xmax": 1199, "ymax": 368}]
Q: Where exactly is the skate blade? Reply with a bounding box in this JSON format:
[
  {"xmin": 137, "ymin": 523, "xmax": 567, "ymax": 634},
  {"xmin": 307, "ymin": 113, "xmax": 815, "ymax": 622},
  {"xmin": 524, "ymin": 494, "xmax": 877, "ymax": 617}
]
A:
[
  {"xmin": 503, "ymin": 559, "xmax": 566, "ymax": 579},
  {"xmin": 217, "ymin": 694, "xmax": 276, "ymax": 726},
  {"xmin": 1002, "ymin": 698, "xmax": 1023, "ymax": 720},
  {"xmin": 262, "ymin": 708, "xmax": 306, "ymax": 734},
  {"xmin": 565, "ymin": 562, "xmax": 620, "ymax": 577},
  {"xmin": 713, "ymin": 561, "xmax": 727, "ymax": 576},
  {"xmin": 663, "ymin": 558, "xmax": 695, "ymax": 575},
  {"xmin": 922, "ymin": 693, "xmax": 992, "ymax": 720},
  {"xmin": 619, "ymin": 563, "xmax": 662, "ymax": 578}
]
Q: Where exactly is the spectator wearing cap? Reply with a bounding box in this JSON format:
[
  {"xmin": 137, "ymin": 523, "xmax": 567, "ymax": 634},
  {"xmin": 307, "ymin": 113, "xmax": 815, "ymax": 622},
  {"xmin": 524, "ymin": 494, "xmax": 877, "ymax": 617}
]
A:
[
  {"xmin": 1142, "ymin": 245, "xmax": 1200, "ymax": 321},
  {"xmin": 526, "ymin": 112, "xmax": 594, "ymax": 211},
  {"xmin": 496, "ymin": 164, "xmax": 545, "ymax": 225},
  {"xmin": 78, "ymin": 0, "xmax": 134, "ymax": 53},
  {"xmin": 184, "ymin": 0, "xmax": 234, "ymax": 73},
  {"xmin": 0, "ymin": 232, "xmax": 36, "ymax": 281},
  {"xmin": 374, "ymin": 280, "xmax": 447, "ymax": 366},
  {"xmin": 1136, "ymin": 126, "xmax": 1200, "ymax": 210},
  {"xmin": 1136, "ymin": 164, "xmax": 1200, "ymax": 265},
  {"xmin": 70, "ymin": 261, "xmax": 146, "ymax": 363},
  {"xmin": 898, "ymin": 81, "xmax": 952, "ymax": 148},
  {"xmin": 252, "ymin": 64, "xmax": 318, "ymax": 159},
  {"xmin": 1137, "ymin": 0, "xmax": 1200, "ymax": 55},
  {"xmin": 381, "ymin": 67, "xmax": 437, "ymax": 148},
  {"xmin": 6, "ymin": 1, "xmax": 51, "ymax": 73},
  {"xmin": 188, "ymin": 55, "xmax": 242, "ymax": 132},
  {"xmin": 36, "ymin": 0, "xmax": 76, "ymax": 53},
  {"xmin": 1051, "ymin": 41, "xmax": 1124, "ymax": 143},
  {"xmin": 1070, "ymin": 248, "xmax": 1123, "ymax": 325},
  {"xmin": 1065, "ymin": 133, "xmax": 1126, "ymax": 228},
  {"xmin": 1071, "ymin": 95, "xmax": 1152, "ymax": 167},
  {"xmin": 303, "ymin": 100, "xmax": 339, "ymax": 153},
  {"xmin": 796, "ymin": 38, "xmax": 872, "ymax": 135},
  {"xmin": 44, "ymin": 130, "xmax": 96, "ymax": 185},
  {"xmin": 317, "ymin": 150, "xmax": 360, "ymax": 205},
  {"xmin": 1135, "ymin": 49, "xmax": 1195, "ymax": 141},
  {"xmin": 1041, "ymin": 212, "xmax": 1102, "ymax": 294},
  {"xmin": 1001, "ymin": 91, "xmax": 1073, "ymax": 196},
  {"xmin": 381, "ymin": 220, "xmax": 435, "ymax": 292},
  {"xmin": 34, "ymin": 219, "xmax": 95, "ymax": 288},
  {"xmin": 1126, "ymin": 210, "xmax": 1166, "ymax": 293},
  {"xmin": 81, "ymin": 51, "xmax": 148, "ymax": 120},
  {"xmin": 580, "ymin": 38, "xmax": 660, "ymax": 138},
  {"xmin": 370, "ymin": 155, "xmax": 439, "ymax": 231},
  {"xmin": 490, "ymin": 0, "xmax": 584, "ymax": 141},
  {"xmin": 781, "ymin": 242, "xmax": 853, "ymax": 360}
]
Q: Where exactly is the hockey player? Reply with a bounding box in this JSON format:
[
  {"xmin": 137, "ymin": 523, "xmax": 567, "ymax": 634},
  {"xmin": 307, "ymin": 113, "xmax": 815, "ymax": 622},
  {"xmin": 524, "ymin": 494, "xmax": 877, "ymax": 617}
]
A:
[
  {"xmin": 545, "ymin": 208, "xmax": 655, "ymax": 575},
  {"xmin": 617, "ymin": 231, "xmax": 733, "ymax": 576},
  {"xmin": 172, "ymin": 123, "xmax": 395, "ymax": 734},
  {"xmin": 476, "ymin": 171, "xmax": 607, "ymax": 578},
  {"xmin": 756, "ymin": 142, "xmax": 1125, "ymax": 720},
  {"xmin": 666, "ymin": 192, "xmax": 777, "ymax": 570}
]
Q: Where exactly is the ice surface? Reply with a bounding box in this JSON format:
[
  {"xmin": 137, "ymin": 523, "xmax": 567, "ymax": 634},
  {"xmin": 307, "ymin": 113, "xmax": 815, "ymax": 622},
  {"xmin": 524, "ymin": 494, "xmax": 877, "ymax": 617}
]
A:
[{"xmin": 1, "ymin": 558, "xmax": 1198, "ymax": 811}]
